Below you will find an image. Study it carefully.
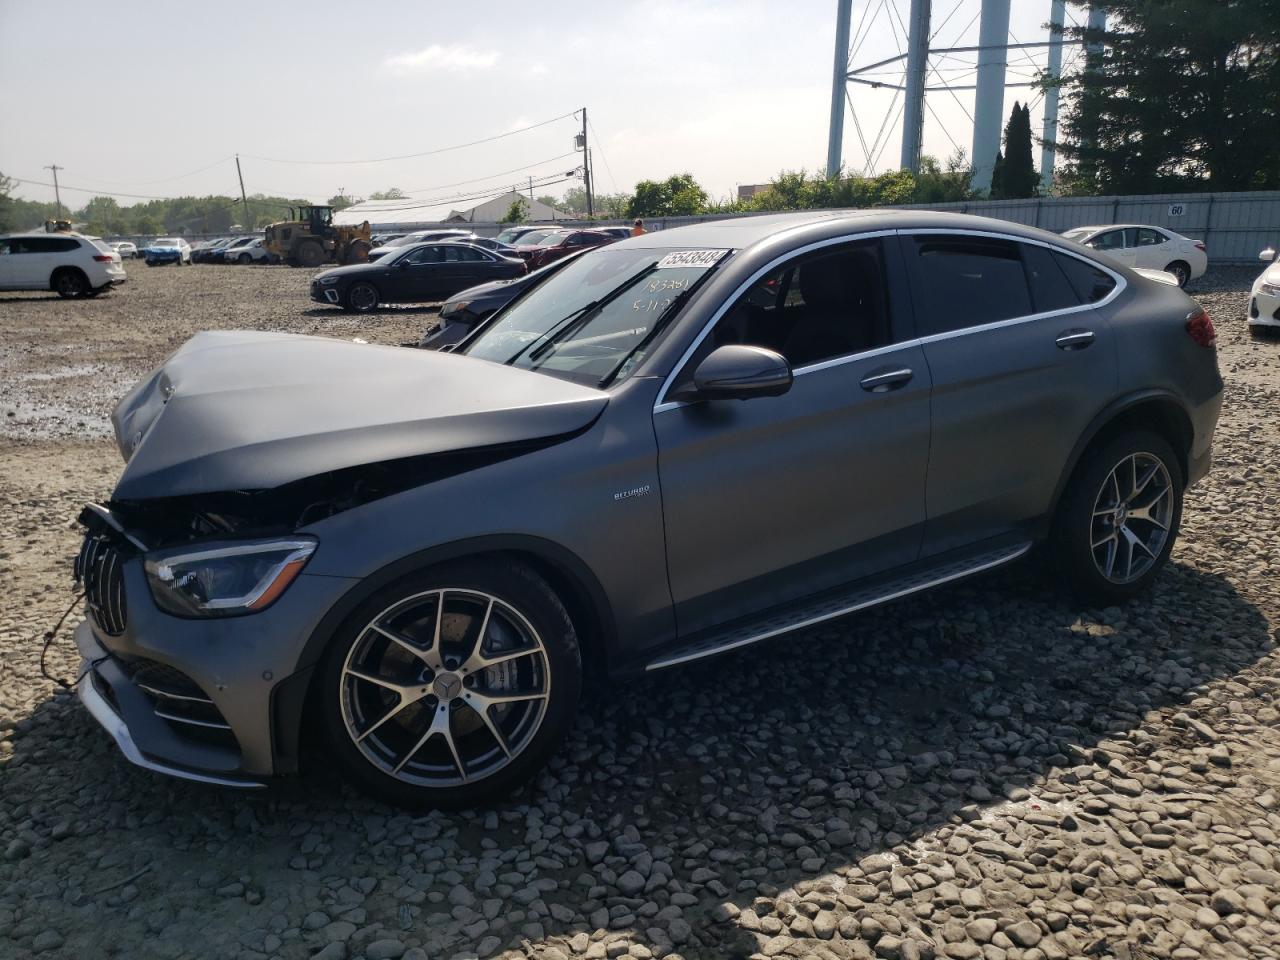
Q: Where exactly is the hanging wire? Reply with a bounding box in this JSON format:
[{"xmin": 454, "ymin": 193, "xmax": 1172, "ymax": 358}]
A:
[{"xmin": 239, "ymin": 111, "xmax": 577, "ymax": 165}]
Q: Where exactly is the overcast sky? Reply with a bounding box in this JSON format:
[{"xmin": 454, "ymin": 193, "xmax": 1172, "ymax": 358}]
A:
[{"xmin": 0, "ymin": 0, "xmax": 1089, "ymax": 210}]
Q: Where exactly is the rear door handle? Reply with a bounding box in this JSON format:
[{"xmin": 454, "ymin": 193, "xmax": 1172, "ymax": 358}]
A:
[
  {"xmin": 860, "ymin": 366, "xmax": 914, "ymax": 392},
  {"xmin": 1055, "ymin": 329, "xmax": 1095, "ymax": 350}
]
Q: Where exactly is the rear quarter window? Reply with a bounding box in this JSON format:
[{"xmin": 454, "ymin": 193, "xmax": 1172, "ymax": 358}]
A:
[{"xmin": 1054, "ymin": 253, "xmax": 1117, "ymax": 303}]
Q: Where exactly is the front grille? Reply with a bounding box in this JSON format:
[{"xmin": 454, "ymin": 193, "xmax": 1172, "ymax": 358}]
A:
[
  {"xmin": 1251, "ymin": 298, "xmax": 1259, "ymax": 319},
  {"xmin": 118, "ymin": 656, "xmax": 238, "ymax": 749},
  {"xmin": 75, "ymin": 533, "xmax": 128, "ymax": 635}
]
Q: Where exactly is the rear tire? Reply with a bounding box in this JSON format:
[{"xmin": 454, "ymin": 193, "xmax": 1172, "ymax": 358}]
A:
[
  {"xmin": 1052, "ymin": 430, "xmax": 1183, "ymax": 605},
  {"xmin": 317, "ymin": 558, "xmax": 582, "ymax": 808},
  {"xmin": 52, "ymin": 268, "xmax": 88, "ymax": 298},
  {"xmin": 1165, "ymin": 261, "xmax": 1191, "ymax": 288},
  {"xmin": 345, "ymin": 282, "xmax": 379, "ymax": 313},
  {"xmin": 237, "ymin": 253, "xmax": 251, "ymax": 265}
]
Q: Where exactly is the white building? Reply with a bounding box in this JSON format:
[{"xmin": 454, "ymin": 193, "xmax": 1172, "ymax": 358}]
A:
[{"xmin": 334, "ymin": 190, "xmax": 569, "ymax": 227}]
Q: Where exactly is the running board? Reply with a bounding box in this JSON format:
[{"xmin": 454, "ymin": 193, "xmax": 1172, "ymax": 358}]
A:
[{"xmin": 645, "ymin": 542, "xmax": 1032, "ymax": 671}]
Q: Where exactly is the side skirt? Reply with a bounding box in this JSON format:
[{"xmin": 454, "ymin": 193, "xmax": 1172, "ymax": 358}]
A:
[{"xmin": 645, "ymin": 542, "xmax": 1031, "ymax": 672}]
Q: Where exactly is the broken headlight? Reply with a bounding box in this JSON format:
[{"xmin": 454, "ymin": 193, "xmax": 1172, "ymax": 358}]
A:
[{"xmin": 144, "ymin": 538, "xmax": 317, "ymax": 617}]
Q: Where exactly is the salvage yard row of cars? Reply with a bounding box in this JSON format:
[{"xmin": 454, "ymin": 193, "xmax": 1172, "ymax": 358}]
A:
[{"xmin": 71, "ymin": 208, "xmax": 1239, "ymax": 806}]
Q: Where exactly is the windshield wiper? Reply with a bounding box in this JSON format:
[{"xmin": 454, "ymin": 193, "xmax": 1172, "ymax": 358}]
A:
[
  {"xmin": 504, "ymin": 299, "xmax": 601, "ymax": 367},
  {"xmin": 507, "ymin": 263, "xmax": 664, "ymax": 368}
]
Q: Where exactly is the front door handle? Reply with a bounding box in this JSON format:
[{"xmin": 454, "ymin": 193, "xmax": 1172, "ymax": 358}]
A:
[
  {"xmin": 860, "ymin": 366, "xmax": 914, "ymax": 392},
  {"xmin": 1056, "ymin": 329, "xmax": 1095, "ymax": 350}
]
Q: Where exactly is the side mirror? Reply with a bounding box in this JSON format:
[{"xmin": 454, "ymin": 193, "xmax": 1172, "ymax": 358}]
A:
[
  {"xmin": 397, "ymin": 259, "xmax": 410, "ymax": 270},
  {"xmin": 670, "ymin": 345, "xmax": 793, "ymax": 403},
  {"xmin": 1261, "ymin": 248, "xmax": 1277, "ymax": 263}
]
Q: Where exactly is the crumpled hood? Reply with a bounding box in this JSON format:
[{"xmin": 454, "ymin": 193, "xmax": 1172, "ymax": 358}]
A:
[{"xmin": 111, "ymin": 330, "xmax": 607, "ymax": 501}]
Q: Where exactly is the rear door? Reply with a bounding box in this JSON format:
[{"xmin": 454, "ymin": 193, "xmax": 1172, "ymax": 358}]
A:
[
  {"xmin": 1132, "ymin": 228, "xmax": 1169, "ymax": 269},
  {"xmin": 899, "ymin": 232, "xmax": 1120, "ymax": 555}
]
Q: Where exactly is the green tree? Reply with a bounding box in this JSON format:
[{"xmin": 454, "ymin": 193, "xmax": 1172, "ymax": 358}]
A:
[
  {"xmin": 1057, "ymin": 0, "xmax": 1280, "ymax": 193},
  {"xmin": 77, "ymin": 196, "xmax": 132, "ymax": 236},
  {"xmin": 626, "ymin": 173, "xmax": 708, "ymax": 218},
  {"xmin": 500, "ymin": 197, "xmax": 528, "ymax": 224},
  {"xmin": 0, "ymin": 171, "xmax": 15, "ymax": 232},
  {"xmin": 535, "ymin": 194, "xmax": 561, "ymax": 211},
  {"xmin": 913, "ymin": 151, "xmax": 975, "ymax": 202},
  {"xmin": 991, "ymin": 102, "xmax": 1037, "ymax": 198},
  {"xmin": 369, "ymin": 188, "xmax": 407, "ymax": 200},
  {"xmin": 327, "ymin": 193, "xmax": 358, "ymax": 212}
]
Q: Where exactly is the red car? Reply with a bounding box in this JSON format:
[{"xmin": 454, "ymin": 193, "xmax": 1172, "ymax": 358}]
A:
[{"xmin": 518, "ymin": 229, "xmax": 618, "ymax": 269}]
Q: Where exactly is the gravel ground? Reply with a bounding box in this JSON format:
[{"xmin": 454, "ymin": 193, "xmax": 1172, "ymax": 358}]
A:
[{"xmin": 1, "ymin": 264, "xmax": 1278, "ymax": 960}]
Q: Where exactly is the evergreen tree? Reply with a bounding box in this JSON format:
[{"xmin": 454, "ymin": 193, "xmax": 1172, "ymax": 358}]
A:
[
  {"xmin": 1058, "ymin": 0, "xmax": 1280, "ymax": 193},
  {"xmin": 991, "ymin": 102, "xmax": 1037, "ymax": 199}
]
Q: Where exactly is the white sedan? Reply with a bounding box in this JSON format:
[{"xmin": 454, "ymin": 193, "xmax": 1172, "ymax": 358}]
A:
[
  {"xmin": 1250, "ymin": 246, "xmax": 1280, "ymax": 337},
  {"xmin": 1061, "ymin": 224, "xmax": 1207, "ymax": 288},
  {"xmin": 110, "ymin": 241, "xmax": 138, "ymax": 259}
]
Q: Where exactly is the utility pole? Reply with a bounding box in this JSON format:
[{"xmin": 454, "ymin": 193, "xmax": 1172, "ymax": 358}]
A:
[
  {"xmin": 580, "ymin": 108, "xmax": 594, "ymax": 219},
  {"xmin": 528, "ymin": 176, "xmax": 534, "ymax": 204},
  {"xmin": 44, "ymin": 164, "xmax": 64, "ymax": 218},
  {"xmin": 235, "ymin": 155, "xmax": 250, "ymax": 228}
]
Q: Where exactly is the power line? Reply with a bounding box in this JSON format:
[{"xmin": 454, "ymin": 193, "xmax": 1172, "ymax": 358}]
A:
[
  {"xmin": 65, "ymin": 156, "xmax": 236, "ymax": 188},
  {"xmin": 586, "ymin": 117, "xmax": 618, "ymax": 194},
  {"xmin": 6, "ymin": 174, "xmax": 298, "ymax": 209},
  {"xmin": 240, "ymin": 111, "xmax": 578, "ymax": 166}
]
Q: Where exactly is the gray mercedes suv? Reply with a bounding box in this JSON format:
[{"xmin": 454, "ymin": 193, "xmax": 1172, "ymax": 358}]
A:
[{"xmin": 73, "ymin": 211, "xmax": 1223, "ymax": 806}]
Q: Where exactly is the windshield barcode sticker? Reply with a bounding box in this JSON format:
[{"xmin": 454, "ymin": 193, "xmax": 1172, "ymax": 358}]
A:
[{"xmin": 656, "ymin": 250, "xmax": 726, "ymax": 269}]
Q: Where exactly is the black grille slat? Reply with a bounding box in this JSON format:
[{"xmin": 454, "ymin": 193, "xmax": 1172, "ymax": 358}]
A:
[
  {"xmin": 77, "ymin": 532, "xmax": 128, "ymax": 636},
  {"xmin": 117, "ymin": 656, "xmax": 239, "ymax": 748}
]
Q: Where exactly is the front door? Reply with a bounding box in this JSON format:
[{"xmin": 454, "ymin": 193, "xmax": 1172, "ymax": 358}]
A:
[
  {"xmin": 654, "ymin": 236, "xmax": 931, "ymax": 636},
  {"xmin": 898, "ymin": 233, "xmax": 1120, "ymax": 555}
]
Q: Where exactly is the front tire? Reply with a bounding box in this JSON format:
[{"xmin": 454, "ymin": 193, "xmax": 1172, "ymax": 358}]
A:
[
  {"xmin": 1052, "ymin": 430, "xmax": 1183, "ymax": 604},
  {"xmin": 345, "ymin": 281, "xmax": 379, "ymax": 313},
  {"xmin": 296, "ymin": 241, "xmax": 326, "ymax": 268},
  {"xmin": 317, "ymin": 559, "xmax": 582, "ymax": 807}
]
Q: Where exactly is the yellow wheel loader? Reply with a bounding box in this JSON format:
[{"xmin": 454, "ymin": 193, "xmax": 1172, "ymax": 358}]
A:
[{"xmin": 264, "ymin": 206, "xmax": 372, "ymax": 268}]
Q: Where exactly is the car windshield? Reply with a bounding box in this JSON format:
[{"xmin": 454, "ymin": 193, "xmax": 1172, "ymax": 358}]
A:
[
  {"xmin": 461, "ymin": 247, "xmax": 725, "ymax": 386},
  {"xmin": 1061, "ymin": 228, "xmax": 1092, "ymax": 241},
  {"xmin": 155, "ymin": 238, "xmax": 180, "ymax": 246},
  {"xmin": 494, "ymin": 229, "xmax": 526, "ymax": 244},
  {"xmin": 536, "ymin": 233, "xmax": 569, "ymax": 247},
  {"xmin": 383, "ymin": 235, "xmax": 422, "ymax": 248},
  {"xmin": 517, "ymin": 230, "xmax": 557, "ymax": 246}
]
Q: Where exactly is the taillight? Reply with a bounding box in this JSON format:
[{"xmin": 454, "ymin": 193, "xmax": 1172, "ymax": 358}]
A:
[
  {"xmin": 1186, "ymin": 308, "xmax": 1216, "ymax": 348},
  {"xmin": 1194, "ymin": 241, "xmax": 1206, "ymax": 252},
  {"xmin": 93, "ymin": 254, "xmax": 114, "ymax": 262}
]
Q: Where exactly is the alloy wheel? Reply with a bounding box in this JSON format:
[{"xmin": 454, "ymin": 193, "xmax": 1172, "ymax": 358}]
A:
[
  {"xmin": 339, "ymin": 589, "xmax": 551, "ymax": 787},
  {"xmin": 1089, "ymin": 452, "xmax": 1174, "ymax": 584},
  {"xmin": 348, "ymin": 283, "xmax": 378, "ymax": 311}
]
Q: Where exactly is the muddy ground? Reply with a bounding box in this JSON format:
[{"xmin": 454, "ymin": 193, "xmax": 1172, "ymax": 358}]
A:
[{"xmin": 1, "ymin": 263, "xmax": 1278, "ymax": 960}]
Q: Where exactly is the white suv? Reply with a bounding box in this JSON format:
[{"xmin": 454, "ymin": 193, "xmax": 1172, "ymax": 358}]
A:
[{"xmin": 0, "ymin": 232, "xmax": 127, "ymax": 298}]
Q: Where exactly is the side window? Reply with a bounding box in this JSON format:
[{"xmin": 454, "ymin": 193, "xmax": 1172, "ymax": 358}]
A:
[
  {"xmin": 443, "ymin": 246, "xmax": 464, "ymax": 262},
  {"xmin": 405, "ymin": 246, "xmax": 442, "ymax": 265},
  {"xmin": 1088, "ymin": 230, "xmax": 1124, "ymax": 251},
  {"xmin": 695, "ymin": 238, "xmax": 894, "ymax": 370},
  {"xmin": 906, "ymin": 236, "xmax": 1032, "ymax": 335},
  {"xmin": 1136, "ymin": 228, "xmax": 1164, "ymax": 247},
  {"xmin": 1021, "ymin": 243, "xmax": 1080, "ymax": 313},
  {"xmin": 1054, "ymin": 253, "xmax": 1117, "ymax": 303},
  {"xmin": 55, "ymin": 238, "xmax": 81, "ymax": 252}
]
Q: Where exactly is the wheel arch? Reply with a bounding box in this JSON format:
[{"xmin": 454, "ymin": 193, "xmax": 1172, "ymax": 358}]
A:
[
  {"xmin": 272, "ymin": 535, "xmax": 616, "ymax": 774},
  {"xmin": 48, "ymin": 264, "xmax": 88, "ymax": 290},
  {"xmin": 1048, "ymin": 390, "xmax": 1194, "ymax": 525}
]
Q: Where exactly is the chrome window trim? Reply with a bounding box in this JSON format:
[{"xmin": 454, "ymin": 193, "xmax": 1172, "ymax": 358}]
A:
[
  {"xmin": 653, "ymin": 226, "xmax": 1126, "ymax": 414},
  {"xmin": 653, "ymin": 229, "xmax": 897, "ymax": 413}
]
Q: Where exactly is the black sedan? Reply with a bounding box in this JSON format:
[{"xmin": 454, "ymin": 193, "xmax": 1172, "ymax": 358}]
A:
[
  {"xmin": 420, "ymin": 249, "xmax": 588, "ymax": 350},
  {"xmin": 311, "ymin": 241, "xmax": 526, "ymax": 313}
]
